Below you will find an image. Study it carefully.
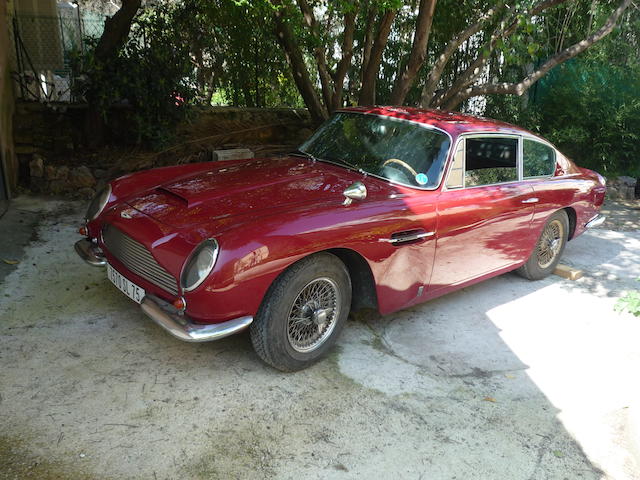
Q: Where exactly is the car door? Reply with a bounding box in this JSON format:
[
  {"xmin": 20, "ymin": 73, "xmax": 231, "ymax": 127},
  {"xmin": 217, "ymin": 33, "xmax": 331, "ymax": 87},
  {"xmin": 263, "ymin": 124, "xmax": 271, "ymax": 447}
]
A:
[{"xmin": 428, "ymin": 134, "xmax": 538, "ymax": 292}]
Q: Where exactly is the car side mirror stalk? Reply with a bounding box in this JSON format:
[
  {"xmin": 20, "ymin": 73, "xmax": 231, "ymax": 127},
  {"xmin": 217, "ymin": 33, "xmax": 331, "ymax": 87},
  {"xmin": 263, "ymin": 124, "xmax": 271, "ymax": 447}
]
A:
[{"xmin": 343, "ymin": 182, "xmax": 367, "ymax": 206}]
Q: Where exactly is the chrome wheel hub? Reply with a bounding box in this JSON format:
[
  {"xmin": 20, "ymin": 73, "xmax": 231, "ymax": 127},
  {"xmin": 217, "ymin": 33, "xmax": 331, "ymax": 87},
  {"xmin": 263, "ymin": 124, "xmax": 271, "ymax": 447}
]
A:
[
  {"xmin": 287, "ymin": 278, "xmax": 340, "ymax": 353},
  {"xmin": 537, "ymin": 219, "xmax": 564, "ymax": 269}
]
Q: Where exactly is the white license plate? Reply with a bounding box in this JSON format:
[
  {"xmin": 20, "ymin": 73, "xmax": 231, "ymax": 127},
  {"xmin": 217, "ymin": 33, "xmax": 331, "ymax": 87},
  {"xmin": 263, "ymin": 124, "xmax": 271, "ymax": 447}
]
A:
[{"xmin": 107, "ymin": 264, "xmax": 145, "ymax": 304}]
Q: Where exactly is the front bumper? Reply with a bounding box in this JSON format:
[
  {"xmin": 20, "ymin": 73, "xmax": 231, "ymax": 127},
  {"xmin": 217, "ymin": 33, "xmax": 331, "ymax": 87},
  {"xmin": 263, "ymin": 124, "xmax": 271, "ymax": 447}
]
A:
[
  {"xmin": 140, "ymin": 295, "xmax": 253, "ymax": 342},
  {"xmin": 74, "ymin": 238, "xmax": 253, "ymax": 342},
  {"xmin": 75, "ymin": 238, "xmax": 106, "ymax": 266}
]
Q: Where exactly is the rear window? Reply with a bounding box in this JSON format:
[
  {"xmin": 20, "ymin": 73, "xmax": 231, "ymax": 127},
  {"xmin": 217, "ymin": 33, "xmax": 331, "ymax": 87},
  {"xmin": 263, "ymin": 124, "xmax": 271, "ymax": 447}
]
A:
[{"xmin": 465, "ymin": 137, "xmax": 518, "ymax": 187}]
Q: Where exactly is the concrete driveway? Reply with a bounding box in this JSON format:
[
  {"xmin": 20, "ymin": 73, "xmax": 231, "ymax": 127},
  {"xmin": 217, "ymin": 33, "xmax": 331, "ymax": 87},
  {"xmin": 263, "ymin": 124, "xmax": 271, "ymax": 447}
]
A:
[{"xmin": 1, "ymin": 197, "xmax": 639, "ymax": 480}]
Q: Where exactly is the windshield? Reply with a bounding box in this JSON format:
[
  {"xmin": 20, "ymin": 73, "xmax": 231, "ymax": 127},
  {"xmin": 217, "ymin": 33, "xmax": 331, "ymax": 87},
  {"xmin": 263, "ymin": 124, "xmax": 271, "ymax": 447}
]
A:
[{"xmin": 299, "ymin": 112, "xmax": 451, "ymax": 189}]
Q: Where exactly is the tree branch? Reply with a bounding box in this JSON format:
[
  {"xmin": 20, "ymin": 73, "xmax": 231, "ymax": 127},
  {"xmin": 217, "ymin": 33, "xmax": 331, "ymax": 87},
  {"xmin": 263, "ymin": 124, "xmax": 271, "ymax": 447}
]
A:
[
  {"xmin": 358, "ymin": 9, "xmax": 398, "ymax": 105},
  {"xmin": 360, "ymin": 2, "xmax": 377, "ymax": 78},
  {"xmin": 390, "ymin": 0, "xmax": 438, "ymax": 105},
  {"xmin": 273, "ymin": 2, "xmax": 327, "ymax": 122},
  {"xmin": 443, "ymin": 0, "xmax": 632, "ymax": 110},
  {"xmin": 296, "ymin": 0, "xmax": 333, "ymax": 109},
  {"xmin": 331, "ymin": 9, "xmax": 357, "ymax": 111},
  {"xmin": 420, "ymin": 2, "xmax": 504, "ymax": 107},
  {"xmin": 434, "ymin": 0, "xmax": 571, "ymax": 108}
]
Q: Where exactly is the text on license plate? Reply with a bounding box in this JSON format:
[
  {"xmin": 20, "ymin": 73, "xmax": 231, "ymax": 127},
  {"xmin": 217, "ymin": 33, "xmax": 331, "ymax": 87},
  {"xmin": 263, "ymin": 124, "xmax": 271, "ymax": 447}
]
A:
[{"xmin": 107, "ymin": 264, "xmax": 145, "ymax": 304}]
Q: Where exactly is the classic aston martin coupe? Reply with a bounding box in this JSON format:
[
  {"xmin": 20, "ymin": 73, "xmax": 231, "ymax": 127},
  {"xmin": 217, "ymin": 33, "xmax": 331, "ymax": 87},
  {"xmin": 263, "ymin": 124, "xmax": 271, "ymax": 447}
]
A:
[{"xmin": 75, "ymin": 107, "xmax": 606, "ymax": 371}]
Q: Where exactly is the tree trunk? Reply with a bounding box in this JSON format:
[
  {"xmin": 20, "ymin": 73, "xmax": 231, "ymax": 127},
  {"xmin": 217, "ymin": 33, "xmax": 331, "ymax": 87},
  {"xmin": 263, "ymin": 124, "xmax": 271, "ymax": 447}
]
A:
[
  {"xmin": 296, "ymin": 0, "xmax": 334, "ymax": 109},
  {"xmin": 86, "ymin": 0, "xmax": 141, "ymax": 148},
  {"xmin": 331, "ymin": 10, "xmax": 356, "ymax": 111},
  {"xmin": 360, "ymin": 4, "xmax": 377, "ymax": 82},
  {"xmin": 94, "ymin": 0, "xmax": 141, "ymax": 62},
  {"xmin": 358, "ymin": 9, "xmax": 398, "ymax": 106},
  {"xmin": 390, "ymin": 0, "xmax": 437, "ymax": 105},
  {"xmin": 273, "ymin": 3, "xmax": 327, "ymax": 123}
]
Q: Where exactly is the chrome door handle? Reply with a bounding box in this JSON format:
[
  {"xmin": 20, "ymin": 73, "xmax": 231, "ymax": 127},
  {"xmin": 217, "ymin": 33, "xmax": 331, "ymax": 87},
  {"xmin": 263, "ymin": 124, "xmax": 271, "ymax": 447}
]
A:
[
  {"xmin": 380, "ymin": 231, "xmax": 435, "ymax": 244},
  {"xmin": 522, "ymin": 198, "xmax": 539, "ymax": 204}
]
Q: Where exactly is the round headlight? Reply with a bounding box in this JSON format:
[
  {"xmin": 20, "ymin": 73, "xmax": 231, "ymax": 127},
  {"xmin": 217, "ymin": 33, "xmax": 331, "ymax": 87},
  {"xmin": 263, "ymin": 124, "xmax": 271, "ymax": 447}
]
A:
[
  {"xmin": 181, "ymin": 239, "xmax": 219, "ymax": 292},
  {"xmin": 85, "ymin": 184, "xmax": 112, "ymax": 221}
]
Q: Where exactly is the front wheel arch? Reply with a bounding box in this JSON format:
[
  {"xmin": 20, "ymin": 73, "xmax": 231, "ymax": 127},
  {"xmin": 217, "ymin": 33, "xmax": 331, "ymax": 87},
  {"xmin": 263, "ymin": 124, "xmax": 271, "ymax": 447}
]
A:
[
  {"xmin": 327, "ymin": 248, "xmax": 378, "ymax": 313},
  {"xmin": 250, "ymin": 251, "xmax": 352, "ymax": 371},
  {"xmin": 258, "ymin": 247, "xmax": 378, "ymax": 315}
]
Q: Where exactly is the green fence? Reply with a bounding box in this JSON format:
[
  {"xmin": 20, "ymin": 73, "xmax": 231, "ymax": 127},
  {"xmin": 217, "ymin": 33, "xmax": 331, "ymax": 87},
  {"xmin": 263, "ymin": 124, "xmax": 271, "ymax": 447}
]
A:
[{"xmin": 9, "ymin": 12, "xmax": 106, "ymax": 102}]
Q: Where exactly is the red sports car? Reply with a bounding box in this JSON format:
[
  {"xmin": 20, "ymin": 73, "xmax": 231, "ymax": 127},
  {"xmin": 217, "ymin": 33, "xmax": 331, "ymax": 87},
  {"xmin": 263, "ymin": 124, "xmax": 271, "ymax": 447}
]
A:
[{"xmin": 75, "ymin": 107, "xmax": 606, "ymax": 371}]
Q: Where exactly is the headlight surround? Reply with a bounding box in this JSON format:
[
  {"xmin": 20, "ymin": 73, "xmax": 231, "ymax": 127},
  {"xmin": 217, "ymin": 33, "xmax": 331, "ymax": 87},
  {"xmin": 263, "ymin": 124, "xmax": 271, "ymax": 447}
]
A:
[
  {"xmin": 85, "ymin": 184, "xmax": 112, "ymax": 221},
  {"xmin": 181, "ymin": 239, "xmax": 219, "ymax": 292}
]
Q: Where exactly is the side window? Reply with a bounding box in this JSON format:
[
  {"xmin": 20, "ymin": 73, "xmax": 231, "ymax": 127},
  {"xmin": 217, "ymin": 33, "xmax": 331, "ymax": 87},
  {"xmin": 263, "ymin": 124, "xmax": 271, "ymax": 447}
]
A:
[
  {"xmin": 445, "ymin": 139, "xmax": 464, "ymax": 189},
  {"xmin": 523, "ymin": 139, "xmax": 556, "ymax": 177},
  {"xmin": 465, "ymin": 137, "xmax": 518, "ymax": 187}
]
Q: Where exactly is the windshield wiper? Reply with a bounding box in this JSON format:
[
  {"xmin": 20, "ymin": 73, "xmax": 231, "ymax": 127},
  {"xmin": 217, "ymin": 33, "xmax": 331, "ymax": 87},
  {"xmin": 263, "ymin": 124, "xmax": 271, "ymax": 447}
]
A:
[
  {"xmin": 291, "ymin": 149, "xmax": 317, "ymax": 161},
  {"xmin": 292, "ymin": 149, "xmax": 365, "ymax": 175}
]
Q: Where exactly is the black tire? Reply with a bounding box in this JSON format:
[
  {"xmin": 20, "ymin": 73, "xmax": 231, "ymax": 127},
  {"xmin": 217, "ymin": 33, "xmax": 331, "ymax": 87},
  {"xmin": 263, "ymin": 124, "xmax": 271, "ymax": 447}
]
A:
[
  {"xmin": 517, "ymin": 209, "xmax": 569, "ymax": 280},
  {"xmin": 250, "ymin": 252, "xmax": 352, "ymax": 371}
]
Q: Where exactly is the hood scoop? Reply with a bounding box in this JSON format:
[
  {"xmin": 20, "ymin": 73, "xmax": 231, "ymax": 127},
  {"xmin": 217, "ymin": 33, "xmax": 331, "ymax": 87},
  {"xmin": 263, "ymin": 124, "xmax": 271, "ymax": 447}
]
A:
[{"xmin": 156, "ymin": 186, "xmax": 189, "ymax": 206}]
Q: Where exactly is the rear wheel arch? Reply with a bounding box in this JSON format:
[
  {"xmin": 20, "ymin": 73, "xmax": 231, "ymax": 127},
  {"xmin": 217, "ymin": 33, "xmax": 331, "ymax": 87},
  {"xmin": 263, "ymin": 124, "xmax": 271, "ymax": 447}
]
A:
[
  {"xmin": 517, "ymin": 209, "xmax": 569, "ymax": 280},
  {"xmin": 563, "ymin": 207, "xmax": 577, "ymax": 240}
]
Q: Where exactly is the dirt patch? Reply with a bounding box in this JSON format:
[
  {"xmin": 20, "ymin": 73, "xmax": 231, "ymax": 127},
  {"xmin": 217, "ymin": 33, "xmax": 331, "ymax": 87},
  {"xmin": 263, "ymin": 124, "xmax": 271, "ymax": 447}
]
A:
[{"xmin": 0, "ymin": 433, "xmax": 101, "ymax": 480}]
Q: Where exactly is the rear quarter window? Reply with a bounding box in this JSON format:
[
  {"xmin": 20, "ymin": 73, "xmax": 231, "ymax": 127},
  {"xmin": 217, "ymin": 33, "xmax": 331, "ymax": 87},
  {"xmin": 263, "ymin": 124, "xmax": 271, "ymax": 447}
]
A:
[{"xmin": 523, "ymin": 139, "xmax": 556, "ymax": 178}]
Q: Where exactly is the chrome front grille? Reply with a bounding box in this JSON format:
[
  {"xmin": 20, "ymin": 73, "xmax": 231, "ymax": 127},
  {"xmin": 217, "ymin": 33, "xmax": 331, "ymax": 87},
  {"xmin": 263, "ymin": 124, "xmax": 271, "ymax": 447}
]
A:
[{"xmin": 102, "ymin": 224, "xmax": 179, "ymax": 295}]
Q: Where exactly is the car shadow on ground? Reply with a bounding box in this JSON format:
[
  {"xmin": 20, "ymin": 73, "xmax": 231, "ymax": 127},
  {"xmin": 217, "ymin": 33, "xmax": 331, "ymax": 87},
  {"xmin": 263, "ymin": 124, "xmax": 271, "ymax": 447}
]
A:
[{"xmin": 2, "ymin": 204, "xmax": 637, "ymax": 479}]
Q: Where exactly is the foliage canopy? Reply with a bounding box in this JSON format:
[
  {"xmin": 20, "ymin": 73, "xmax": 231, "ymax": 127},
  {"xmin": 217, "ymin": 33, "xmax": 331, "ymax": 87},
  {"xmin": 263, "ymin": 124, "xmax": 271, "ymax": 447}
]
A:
[{"xmin": 81, "ymin": 0, "xmax": 639, "ymax": 176}]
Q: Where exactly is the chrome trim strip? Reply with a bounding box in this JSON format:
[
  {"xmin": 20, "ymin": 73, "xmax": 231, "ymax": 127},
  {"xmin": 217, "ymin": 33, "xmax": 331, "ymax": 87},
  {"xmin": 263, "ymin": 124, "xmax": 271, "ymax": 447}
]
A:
[
  {"xmin": 585, "ymin": 214, "xmax": 606, "ymax": 229},
  {"xmin": 518, "ymin": 134, "xmax": 524, "ymax": 181},
  {"xmin": 75, "ymin": 239, "xmax": 107, "ymax": 267},
  {"xmin": 521, "ymin": 197, "xmax": 540, "ymax": 204},
  {"xmin": 140, "ymin": 295, "xmax": 253, "ymax": 342}
]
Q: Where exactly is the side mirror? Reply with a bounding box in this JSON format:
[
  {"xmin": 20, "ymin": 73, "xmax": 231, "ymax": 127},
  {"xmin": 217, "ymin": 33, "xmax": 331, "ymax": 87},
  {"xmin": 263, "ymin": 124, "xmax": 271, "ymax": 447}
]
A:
[{"xmin": 343, "ymin": 181, "xmax": 367, "ymax": 206}]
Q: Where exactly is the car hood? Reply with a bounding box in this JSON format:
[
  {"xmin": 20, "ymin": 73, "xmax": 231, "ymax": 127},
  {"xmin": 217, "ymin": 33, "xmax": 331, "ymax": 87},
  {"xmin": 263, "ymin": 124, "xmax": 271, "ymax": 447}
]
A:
[{"xmin": 125, "ymin": 156, "xmax": 361, "ymax": 230}]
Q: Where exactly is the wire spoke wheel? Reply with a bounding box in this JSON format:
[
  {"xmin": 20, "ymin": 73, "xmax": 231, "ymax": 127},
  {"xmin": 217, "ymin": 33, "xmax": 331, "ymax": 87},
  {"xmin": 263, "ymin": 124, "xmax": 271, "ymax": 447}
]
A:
[
  {"xmin": 536, "ymin": 219, "xmax": 564, "ymax": 269},
  {"xmin": 287, "ymin": 277, "xmax": 341, "ymax": 353}
]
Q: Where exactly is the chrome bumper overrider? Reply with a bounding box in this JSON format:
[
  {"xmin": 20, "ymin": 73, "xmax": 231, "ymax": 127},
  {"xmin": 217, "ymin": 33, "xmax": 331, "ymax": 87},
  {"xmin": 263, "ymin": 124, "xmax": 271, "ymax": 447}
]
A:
[
  {"xmin": 75, "ymin": 239, "xmax": 253, "ymax": 342},
  {"xmin": 585, "ymin": 214, "xmax": 606, "ymax": 229},
  {"xmin": 75, "ymin": 238, "xmax": 107, "ymax": 266},
  {"xmin": 140, "ymin": 295, "xmax": 253, "ymax": 342}
]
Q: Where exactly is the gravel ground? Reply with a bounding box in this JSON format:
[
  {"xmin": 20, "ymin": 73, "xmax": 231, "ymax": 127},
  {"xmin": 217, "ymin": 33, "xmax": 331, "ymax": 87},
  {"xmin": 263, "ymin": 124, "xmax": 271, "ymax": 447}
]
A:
[{"xmin": 1, "ymin": 197, "xmax": 639, "ymax": 480}]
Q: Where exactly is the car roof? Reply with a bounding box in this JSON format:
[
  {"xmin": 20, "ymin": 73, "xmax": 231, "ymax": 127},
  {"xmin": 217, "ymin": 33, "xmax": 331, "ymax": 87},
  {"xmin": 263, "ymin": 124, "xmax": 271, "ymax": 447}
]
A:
[{"xmin": 339, "ymin": 106, "xmax": 538, "ymax": 138}]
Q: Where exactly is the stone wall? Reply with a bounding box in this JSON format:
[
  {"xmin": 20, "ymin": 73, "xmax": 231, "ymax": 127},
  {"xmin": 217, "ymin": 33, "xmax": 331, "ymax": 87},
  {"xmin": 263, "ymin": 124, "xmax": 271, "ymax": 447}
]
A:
[
  {"xmin": 606, "ymin": 176, "xmax": 638, "ymax": 201},
  {"xmin": 14, "ymin": 103, "xmax": 313, "ymax": 198},
  {"xmin": 1, "ymin": 0, "xmax": 17, "ymax": 199}
]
